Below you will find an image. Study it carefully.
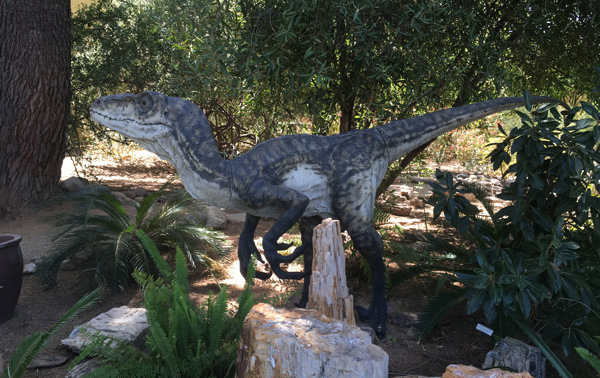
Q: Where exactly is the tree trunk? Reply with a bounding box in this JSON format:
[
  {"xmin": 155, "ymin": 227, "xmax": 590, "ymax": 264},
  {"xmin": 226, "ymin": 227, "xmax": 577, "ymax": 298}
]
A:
[
  {"xmin": 307, "ymin": 218, "xmax": 355, "ymax": 325},
  {"xmin": 339, "ymin": 92, "xmax": 355, "ymax": 133},
  {"xmin": 0, "ymin": 0, "xmax": 71, "ymax": 216}
]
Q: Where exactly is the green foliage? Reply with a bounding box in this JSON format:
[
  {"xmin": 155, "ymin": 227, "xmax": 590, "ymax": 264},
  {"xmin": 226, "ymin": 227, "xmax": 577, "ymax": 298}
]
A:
[
  {"xmin": 38, "ymin": 184, "xmax": 226, "ymax": 292},
  {"xmin": 1, "ymin": 288, "xmax": 102, "ymax": 378},
  {"xmin": 72, "ymin": 231, "xmax": 255, "ymax": 378},
  {"xmin": 423, "ymin": 97, "xmax": 600, "ymax": 377},
  {"xmin": 576, "ymin": 347, "xmax": 600, "ymax": 376}
]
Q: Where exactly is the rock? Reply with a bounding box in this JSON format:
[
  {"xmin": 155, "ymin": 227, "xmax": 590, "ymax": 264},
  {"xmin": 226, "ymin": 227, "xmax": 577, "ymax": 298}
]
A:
[
  {"xmin": 30, "ymin": 256, "xmax": 43, "ymax": 263},
  {"xmin": 60, "ymin": 259, "xmax": 76, "ymax": 271},
  {"xmin": 226, "ymin": 212, "xmax": 247, "ymax": 224},
  {"xmin": 442, "ymin": 365, "xmax": 533, "ymax": 378},
  {"xmin": 66, "ymin": 359, "xmax": 103, "ymax": 378},
  {"xmin": 73, "ymin": 252, "xmax": 89, "ymax": 262},
  {"xmin": 389, "ymin": 312, "xmax": 419, "ymax": 327},
  {"xmin": 134, "ymin": 197, "xmax": 145, "ymax": 203},
  {"xmin": 201, "ymin": 206, "xmax": 227, "ymax": 230},
  {"xmin": 60, "ymin": 177, "xmax": 89, "ymax": 192},
  {"xmin": 132, "ymin": 187, "xmax": 147, "ymax": 198},
  {"xmin": 28, "ymin": 354, "xmax": 68, "ymax": 369},
  {"xmin": 483, "ymin": 337, "xmax": 545, "ymax": 378},
  {"xmin": 111, "ymin": 191, "xmax": 130, "ymax": 202},
  {"xmin": 62, "ymin": 306, "xmax": 148, "ymax": 353},
  {"xmin": 23, "ymin": 263, "xmax": 37, "ymax": 274},
  {"xmin": 123, "ymin": 190, "xmax": 137, "ymax": 199},
  {"xmin": 410, "ymin": 197, "xmax": 425, "ymax": 208},
  {"xmin": 379, "ymin": 203, "xmax": 412, "ymax": 216},
  {"xmin": 236, "ymin": 303, "xmax": 388, "ymax": 378}
]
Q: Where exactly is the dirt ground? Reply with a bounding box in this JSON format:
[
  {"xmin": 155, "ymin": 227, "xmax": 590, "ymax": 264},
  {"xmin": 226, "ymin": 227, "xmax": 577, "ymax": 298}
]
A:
[{"xmin": 0, "ymin": 152, "xmax": 583, "ymax": 377}]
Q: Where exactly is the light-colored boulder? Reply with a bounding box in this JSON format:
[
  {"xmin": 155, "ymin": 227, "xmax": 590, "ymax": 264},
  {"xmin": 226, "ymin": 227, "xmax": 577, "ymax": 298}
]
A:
[
  {"xmin": 62, "ymin": 306, "xmax": 147, "ymax": 353},
  {"xmin": 236, "ymin": 303, "xmax": 388, "ymax": 378},
  {"xmin": 226, "ymin": 212, "xmax": 247, "ymax": 224},
  {"xmin": 195, "ymin": 205, "xmax": 227, "ymax": 230},
  {"xmin": 442, "ymin": 364, "xmax": 534, "ymax": 378}
]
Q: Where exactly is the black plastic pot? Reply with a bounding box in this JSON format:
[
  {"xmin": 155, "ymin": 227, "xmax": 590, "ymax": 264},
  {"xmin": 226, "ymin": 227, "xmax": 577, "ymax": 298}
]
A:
[{"xmin": 0, "ymin": 234, "xmax": 23, "ymax": 323}]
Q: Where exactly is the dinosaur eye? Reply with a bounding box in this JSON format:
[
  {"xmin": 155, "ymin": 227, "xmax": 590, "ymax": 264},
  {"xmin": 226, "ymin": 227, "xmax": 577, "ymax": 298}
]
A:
[{"xmin": 138, "ymin": 94, "xmax": 153, "ymax": 112}]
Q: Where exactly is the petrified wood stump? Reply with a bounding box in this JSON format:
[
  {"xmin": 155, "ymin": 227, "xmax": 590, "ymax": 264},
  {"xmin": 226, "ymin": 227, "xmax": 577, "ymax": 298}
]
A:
[
  {"xmin": 307, "ymin": 218, "xmax": 355, "ymax": 325},
  {"xmin": 235, "ymin": 303, "xmax": 388, "ymax": 378}
]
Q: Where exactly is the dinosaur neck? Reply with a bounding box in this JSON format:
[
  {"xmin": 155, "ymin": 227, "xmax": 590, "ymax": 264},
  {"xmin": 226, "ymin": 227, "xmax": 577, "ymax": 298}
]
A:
[
  {"xmin": 377, "ymin": 96, "xmax": 558, "ymax": 164},
  {"xmin": 162, "ymin": 117, "xmax": 233, "ymax": 208}
]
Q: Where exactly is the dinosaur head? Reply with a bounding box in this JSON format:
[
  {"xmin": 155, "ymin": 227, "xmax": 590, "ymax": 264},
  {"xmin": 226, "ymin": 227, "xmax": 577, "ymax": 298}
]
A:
[
  {"xmin": 90, "ymin": 91, "xmax": 213, "ymax": 161},
  {"xmin": 90, "ymin": 91, "xmax": 174, "ymax": 142}
]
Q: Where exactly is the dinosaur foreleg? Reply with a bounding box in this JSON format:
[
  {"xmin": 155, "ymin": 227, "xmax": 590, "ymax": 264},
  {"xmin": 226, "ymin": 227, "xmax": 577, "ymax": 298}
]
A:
[
  {"xmin": 243, "ymin": 179, "xmax": 309, "ymax": 280},
  {"xmin": 262, "ymin": 202, "xmax": 308, "ymax": 280},
  {"xmin": 238, "ymin": 214, "xmax": 297, "ymax": 281},
  {"xmin": 351, "ymin": 228, "xmax": 387, "ymax": 338},
  {"xmin": 295, "ymin": 216, "xmax": 322, "ymax": 308}
]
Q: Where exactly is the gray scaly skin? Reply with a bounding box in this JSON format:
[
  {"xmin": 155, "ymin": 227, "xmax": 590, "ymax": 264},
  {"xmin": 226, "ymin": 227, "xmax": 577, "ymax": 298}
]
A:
[{"xmin": 90, "ymin": 91, "xmax": 565, "ymax": 338}]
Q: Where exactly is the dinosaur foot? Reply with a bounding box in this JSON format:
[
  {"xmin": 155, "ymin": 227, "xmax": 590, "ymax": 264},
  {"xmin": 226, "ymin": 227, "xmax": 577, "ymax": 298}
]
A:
[
  {"xmin": 355, "ymin": 305, "xmax": 387, "ymax": 339},
  {"xmin": 295, "ymin": 296, "xmax": 308, "ymax": 308}
]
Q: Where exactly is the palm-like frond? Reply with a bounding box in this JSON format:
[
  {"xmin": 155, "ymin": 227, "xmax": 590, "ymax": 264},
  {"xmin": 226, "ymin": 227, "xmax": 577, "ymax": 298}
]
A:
[
  {"xmin": 39, "ymin": 184, "xmax": 226, "ymax": 292},
  {"xmin": 415, "ymin": 288, "xmax": 467, "ymax": 343},
  {"xmin": 2, "ymin": 288, "xmax": 102, "ymax": 378}
]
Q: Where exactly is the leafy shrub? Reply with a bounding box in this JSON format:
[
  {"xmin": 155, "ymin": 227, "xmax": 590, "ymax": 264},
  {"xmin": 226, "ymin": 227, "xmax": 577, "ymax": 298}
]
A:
[
  {"xmin": 38, "ymin": 185, "xmax": 226, "ymax": 292},
  {"xmin": 70, "ymin": 230, "xmax": 255, "ymax": 378},
  {"xmin": 421, "ymin": 94, "xmax": 600, "ymax": 377}
]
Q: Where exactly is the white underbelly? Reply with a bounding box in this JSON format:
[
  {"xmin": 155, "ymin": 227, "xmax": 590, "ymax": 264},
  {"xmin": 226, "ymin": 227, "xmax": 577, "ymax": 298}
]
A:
[{"xmin": 282, "ymin": 165, "xmax": 334, "ymax": 217}]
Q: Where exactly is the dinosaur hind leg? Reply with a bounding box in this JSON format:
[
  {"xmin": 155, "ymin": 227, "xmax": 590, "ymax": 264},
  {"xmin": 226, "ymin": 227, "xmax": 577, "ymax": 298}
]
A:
[
  {"xmin": 350, "ymin": 228, "xmax": 387, "ymax": 338},
  {"xmin": 244, "ymin": 178, "xmax": 309, "ymax": 280}
]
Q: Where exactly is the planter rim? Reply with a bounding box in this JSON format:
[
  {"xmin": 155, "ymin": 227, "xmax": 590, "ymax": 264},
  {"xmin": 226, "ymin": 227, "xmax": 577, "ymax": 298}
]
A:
[{"xmin": 0, "ymin": 234, "xmax": 22, "ymax": 249}]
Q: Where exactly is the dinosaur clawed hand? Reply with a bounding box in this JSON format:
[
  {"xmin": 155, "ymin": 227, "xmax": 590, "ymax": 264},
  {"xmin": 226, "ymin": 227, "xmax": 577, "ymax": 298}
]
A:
[
  {"xmin": 238, "ymin": 233, "xmax": 272, "ymax": 281},
  {"xmin": 262, "ymin": 238, "xmax": 308, "ymax": 280},
  {"xmin": 239, "ymin": 235, "xmax": 308, "ymax": 281}
]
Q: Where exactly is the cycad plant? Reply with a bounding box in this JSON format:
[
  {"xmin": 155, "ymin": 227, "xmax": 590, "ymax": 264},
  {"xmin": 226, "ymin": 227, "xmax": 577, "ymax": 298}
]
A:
[
  {"xmin": 70, "ymin": 230, "xmax": 255, "ymax": 378},
  {"xmin": 38, "ymin": 184, "xmax": 226, "ymax": 292}
]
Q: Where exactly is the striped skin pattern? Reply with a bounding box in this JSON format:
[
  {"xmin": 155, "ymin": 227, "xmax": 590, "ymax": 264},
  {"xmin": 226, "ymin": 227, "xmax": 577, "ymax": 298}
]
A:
[{"xmin": 90, "ymin": 91, "xmax": 563, "ymax": 338}]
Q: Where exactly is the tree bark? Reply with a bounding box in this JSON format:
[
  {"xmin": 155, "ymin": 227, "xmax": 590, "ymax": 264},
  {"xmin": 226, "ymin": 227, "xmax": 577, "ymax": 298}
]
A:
[
  {"xmin": 0, "ymin": 0, "xmax": 71, "ymax": 216},
  {"xmin": 307, "ymin": 218, "xmax": 355, "ymax": 325}
]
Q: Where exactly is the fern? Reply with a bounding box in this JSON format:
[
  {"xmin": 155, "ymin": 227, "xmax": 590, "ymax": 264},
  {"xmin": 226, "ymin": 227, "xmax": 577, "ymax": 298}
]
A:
[
  {"xmin": 75, "ymin": 236, "xmax": 256, "ymax": 377},
  {"xmin": 576, "ymin": 347, "xmax": 600, "ymax": 376}
]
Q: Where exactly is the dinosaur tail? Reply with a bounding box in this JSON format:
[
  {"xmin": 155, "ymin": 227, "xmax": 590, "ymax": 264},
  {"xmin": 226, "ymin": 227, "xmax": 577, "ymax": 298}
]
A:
[{"xmin": 377, "ymin": 96, "xmax": 568, "ymax": 164}]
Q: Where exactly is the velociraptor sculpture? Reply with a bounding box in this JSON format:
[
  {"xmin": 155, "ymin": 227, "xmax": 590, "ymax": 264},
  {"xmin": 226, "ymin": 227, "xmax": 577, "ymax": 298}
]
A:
[{"xmin": 90, "ymin": 91, "xmax": 564, "ymax": 337}]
